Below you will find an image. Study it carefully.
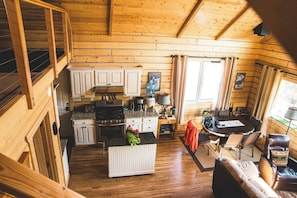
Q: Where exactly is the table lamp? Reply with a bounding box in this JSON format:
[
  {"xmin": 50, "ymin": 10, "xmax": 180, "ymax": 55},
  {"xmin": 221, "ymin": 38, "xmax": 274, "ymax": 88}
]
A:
[
  {"xmin": 284, "ymin": 107, "xmax": 297, "ymax": 135},
  {"xmin": 157, "ymin": 93, "xmax": 170, "ymax": 115}
]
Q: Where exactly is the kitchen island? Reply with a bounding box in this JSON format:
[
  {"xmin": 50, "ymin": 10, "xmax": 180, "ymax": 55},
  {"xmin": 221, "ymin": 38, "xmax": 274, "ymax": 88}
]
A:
[{"xmin": 107, "ymin": 132, "xmax": 158, "ymax": 178}]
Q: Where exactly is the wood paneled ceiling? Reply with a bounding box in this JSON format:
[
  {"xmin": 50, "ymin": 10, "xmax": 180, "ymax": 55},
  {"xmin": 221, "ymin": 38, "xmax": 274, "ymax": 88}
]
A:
[{"xmin": 44, "ymin": 0, "xmax": 264, "ymax": 42}]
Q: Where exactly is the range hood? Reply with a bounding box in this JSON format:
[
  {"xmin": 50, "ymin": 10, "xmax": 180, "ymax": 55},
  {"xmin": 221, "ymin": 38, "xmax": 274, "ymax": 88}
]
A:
[{"xmin": 93, "ymin": 86, "xmax": 124, "ymax": 95}]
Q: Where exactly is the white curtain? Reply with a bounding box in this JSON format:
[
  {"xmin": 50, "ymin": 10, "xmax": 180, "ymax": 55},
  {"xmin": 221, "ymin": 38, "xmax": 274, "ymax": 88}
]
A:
[
  {"xmin": 216, "ymin": 57, "xmax": 238, "ymax": 110},
  {"xmin": 171, "ymin": 55, "xmax": 188, "ymax": 124},
  {"xmin": 252, "ymin": 67, "xmax": 282, "ymax": 133}
]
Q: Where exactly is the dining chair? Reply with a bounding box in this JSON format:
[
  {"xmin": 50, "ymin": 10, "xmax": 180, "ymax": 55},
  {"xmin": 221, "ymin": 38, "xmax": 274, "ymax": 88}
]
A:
[
  {"xmin": 238, "ymin": 131, "xmax": 261, "ymax": 159},
  {"xmin": 219, "ymin": 134, "xmax": 244, "ymax": 159},
  {"xmin": 250, "ymin": 116, "xmax": 262, "ymax": 131},
  {"xmin": 185, "ymin": 120, "xmax": 211, "ymax": 155}
]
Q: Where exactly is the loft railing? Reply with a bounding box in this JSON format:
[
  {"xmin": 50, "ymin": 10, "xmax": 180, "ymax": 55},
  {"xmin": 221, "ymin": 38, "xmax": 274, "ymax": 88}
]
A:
[
  {"xmin": 0, "ymin": 153, "xmax": 84, "ymax": 198},
  {"xmin": 0, "ymin": 0, "xmax": 72, "ymax": 111}
]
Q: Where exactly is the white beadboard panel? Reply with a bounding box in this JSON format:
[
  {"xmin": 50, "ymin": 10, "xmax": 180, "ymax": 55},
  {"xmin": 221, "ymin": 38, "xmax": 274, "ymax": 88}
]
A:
[{"xmin": 108, "ymin": 144, "xmax": 157, "ymax": 178}]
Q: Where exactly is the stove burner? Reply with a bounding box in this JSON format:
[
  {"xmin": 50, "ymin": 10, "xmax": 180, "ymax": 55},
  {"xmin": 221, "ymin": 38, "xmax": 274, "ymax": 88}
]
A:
[{"xmin": 96, "ymin": 106, "xmax": 125, "ymax": 125}]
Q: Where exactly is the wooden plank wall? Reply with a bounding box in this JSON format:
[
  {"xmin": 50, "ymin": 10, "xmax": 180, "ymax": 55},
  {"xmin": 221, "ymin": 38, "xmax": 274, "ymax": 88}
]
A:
[{"xmin": 69, "ymin": 34, "xmax": 261, "ymax": 123}]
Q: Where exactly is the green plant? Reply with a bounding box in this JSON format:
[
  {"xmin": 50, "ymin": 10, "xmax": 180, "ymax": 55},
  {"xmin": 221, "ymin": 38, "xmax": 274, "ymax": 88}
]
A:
[{"xmin": 126, "ymin": 125, "xmax": 141, "ymax": 146}]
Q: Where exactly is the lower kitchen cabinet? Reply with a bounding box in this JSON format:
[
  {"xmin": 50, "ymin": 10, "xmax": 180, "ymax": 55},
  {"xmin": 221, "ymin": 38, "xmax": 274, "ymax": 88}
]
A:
[
  {"xmin": 72, "ymin": 120, "xmax": 95, "ymax": 145},
  {"xmin": 125, "ymin": 115, "xmax": 158, "ymax": 137}
]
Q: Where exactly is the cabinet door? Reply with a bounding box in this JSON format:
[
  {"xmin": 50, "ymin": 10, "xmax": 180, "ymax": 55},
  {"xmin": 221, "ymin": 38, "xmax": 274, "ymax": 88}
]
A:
[
  {"xmin": 125, "ymin": 118, "xmax": 142, "ymax": 132},
  {"xmin": 109, "ymin": 69, "xmax": 124, "ymax": 86},
  {"xmin": 81, "ymin": 70, "xmax": 95, "ymax": 97},
  {"xmin": 73, "ymin": 126, "xmax": 85, "ymax": 145},
  {"xmin": 124, "ymin": 69, "xmax": 141, "ymax": 96},
  {"xmin": 84, "ymin": 125, "xmax": 95, "ymax": 144},
  {"xmin": 70, "ymin": 70, "xmax": 94, "ymax": 98},
  {"xmin": 70, "ymin": 71, "xmax": 83, "ymax": 98},
  {"xmin": 73, "ymin": 125, "xmax": 95, "ymax": 145},
  {"xmin": 95, "ymin": 70, "xmax": 109, "ymax": 86},
  {"xmin": 142, "ymin": 117, "xmax": 158, "ymax": 137}
]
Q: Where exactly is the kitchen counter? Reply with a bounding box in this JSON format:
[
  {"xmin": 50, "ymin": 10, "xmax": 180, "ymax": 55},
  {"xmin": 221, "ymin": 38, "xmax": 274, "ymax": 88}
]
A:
[
  {"xmin": 124, "ymin": 110, "xmax": 158, "ymax": 118},
  {"xmin": 71, "ymin": 111, "xmax": 95, "ymax": 120},
  {"xmin": 107, "ymin": 132, "xmax": 158, "ymax": 147}
]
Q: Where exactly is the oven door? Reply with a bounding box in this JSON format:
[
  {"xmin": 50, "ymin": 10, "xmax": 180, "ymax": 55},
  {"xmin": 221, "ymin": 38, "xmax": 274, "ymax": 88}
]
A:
[{"xmin": 97, "ymin": 123, "xmax": 125, "ymax": 140}]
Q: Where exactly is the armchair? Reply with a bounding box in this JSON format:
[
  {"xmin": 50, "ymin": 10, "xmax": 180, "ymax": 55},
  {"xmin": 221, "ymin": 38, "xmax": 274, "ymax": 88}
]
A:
[{"xmin": 264, "ymin": 134, "xmax": 297, "ymax": 191}]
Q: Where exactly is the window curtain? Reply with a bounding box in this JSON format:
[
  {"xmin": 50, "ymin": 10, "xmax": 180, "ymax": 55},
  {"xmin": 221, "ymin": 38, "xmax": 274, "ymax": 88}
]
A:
[
  {"xmin": 252, "ymin": 66, "xmax": 282, "ymax": 132},
  {"xmin": 171, "ymin": 55, "xmax": 188, "ymax": 124},
  {"xmin": 216, "ymin": 57, "xmax": 238, "ymax": 110}
]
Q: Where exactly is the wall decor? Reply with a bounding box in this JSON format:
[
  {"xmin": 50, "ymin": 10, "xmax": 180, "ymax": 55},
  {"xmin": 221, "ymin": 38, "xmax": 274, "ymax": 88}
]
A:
[
  {"xmin": 148, "ymin": 72, "xmax": 161, "ymax": 91},
  {"xmin": 234, "ymin": 73, "xmax": 246, "ymax": 90}
]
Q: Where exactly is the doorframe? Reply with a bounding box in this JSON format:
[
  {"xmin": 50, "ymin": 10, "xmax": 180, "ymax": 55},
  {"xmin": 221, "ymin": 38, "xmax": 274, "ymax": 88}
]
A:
[{"xmin": 26, "ymin": 112, "xmax": 59, "ymax": 182}]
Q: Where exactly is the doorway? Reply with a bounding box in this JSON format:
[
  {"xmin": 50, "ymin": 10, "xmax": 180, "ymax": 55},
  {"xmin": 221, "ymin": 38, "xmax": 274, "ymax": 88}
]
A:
[{"xmin": 32, "ymin": 113, "xmax": 58, "ymax": 182}]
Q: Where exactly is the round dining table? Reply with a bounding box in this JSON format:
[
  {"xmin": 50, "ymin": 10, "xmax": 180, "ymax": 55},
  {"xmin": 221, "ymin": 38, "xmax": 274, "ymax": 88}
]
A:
[{"xmin": 202, "ymin": 116, "xmax": 255, "ymax": 137}]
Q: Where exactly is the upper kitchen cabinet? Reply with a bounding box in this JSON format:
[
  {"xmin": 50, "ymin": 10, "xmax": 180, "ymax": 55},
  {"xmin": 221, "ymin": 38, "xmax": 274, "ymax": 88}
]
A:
[
  {"xmin": 68, "ymin": 67, "xmax": 95, "ymax": 98},
  {"xmin": 124, "ymin": 69, "xmax": 142, "ymax": 96},
  {"xmin": 95, "ymin": 69, "xmax": 124, "ymax": 86}
]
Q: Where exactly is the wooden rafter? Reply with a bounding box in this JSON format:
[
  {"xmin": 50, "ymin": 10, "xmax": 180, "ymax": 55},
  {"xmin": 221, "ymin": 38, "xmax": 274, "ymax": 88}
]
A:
[
  {"xmin": 215, "ymin": 4, "xmax": 250, "ymax": 40},
  {"xmin": 4, "ymin": 0, "xmax": 34, "ymax": 109},
  {"xmin": 109, "ymin": 0, "xmax": 114, "ymax": 35},
  {"xmin": 45, "ymin": 8, "xmax": 58, "ymax": 78},
  {"xmin": 246, "ymin": 0, "xmax": 297, "ymax": 63},
  {"xmin": 176, "ymin": 0, "xmax": 205, "ymax": 38}
]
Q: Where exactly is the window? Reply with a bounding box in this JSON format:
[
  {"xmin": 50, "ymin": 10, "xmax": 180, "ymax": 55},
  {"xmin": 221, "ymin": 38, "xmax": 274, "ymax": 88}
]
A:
[
  {"xmin": 271, "ymin": 78, "xmax": 297, "ymax": 128},
  {"xmin": 185, "ymin": 59, "xmax": 224, "ymax": 105}
]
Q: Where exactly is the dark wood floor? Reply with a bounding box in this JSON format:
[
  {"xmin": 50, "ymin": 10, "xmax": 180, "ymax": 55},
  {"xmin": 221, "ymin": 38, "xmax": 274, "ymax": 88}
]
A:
[{"xmin": 68, "ymin": 135, "xmax": 215, "ymax": 198}]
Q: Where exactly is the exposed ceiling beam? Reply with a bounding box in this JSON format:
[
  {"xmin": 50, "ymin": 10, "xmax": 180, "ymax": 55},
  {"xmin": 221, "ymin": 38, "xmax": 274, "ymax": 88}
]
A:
[
  {"xmin": 109, "ymin": 0, "xmax": 114, "ymax": 35},
  {"xmin": 176, "ymin": 0, "xmax": 205, "ymax": 38},
  {"xmin": 246, "ymin": 0, "xmax": 297, "ymax": 63},
  {"xmin": 215, "ymin": 4, "xmax": 249, "ymax": 40}
]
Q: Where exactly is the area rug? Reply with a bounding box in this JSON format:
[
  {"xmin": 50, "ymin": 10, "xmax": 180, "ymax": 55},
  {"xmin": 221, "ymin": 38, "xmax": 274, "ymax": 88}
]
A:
[{"xmin": 180, "ymin": 136, "xmax": 263, "ymax": 172}]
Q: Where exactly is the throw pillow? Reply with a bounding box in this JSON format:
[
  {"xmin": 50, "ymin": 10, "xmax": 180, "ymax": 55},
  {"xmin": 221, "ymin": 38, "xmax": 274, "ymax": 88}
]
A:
[
  {"xmin": 237, "ymin": 161, "xmax": 259, "ymax": 180},
  {"xmin": 271, "ymin": 150, "xmax": 289, "ymax": 167}
]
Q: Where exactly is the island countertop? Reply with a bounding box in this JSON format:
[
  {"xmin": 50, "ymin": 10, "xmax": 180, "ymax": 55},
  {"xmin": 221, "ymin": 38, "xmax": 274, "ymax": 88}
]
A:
[{"xmin": 107, "ymin": 132, "xmax": 158, "ymax": 147}]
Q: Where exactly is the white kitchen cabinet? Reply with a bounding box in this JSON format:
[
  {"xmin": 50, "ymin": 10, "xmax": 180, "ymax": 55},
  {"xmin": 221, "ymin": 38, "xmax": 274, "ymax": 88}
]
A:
[
  {"xmin": 72, "ymin": 120, "xmax": 96, "ymax": 145},
  {"xmin": 125, "ymin": 115, "xmax": 158, "ymax": 137},
  {"xmin": 142, "ymin": 117, "xmax": 158, "ymax": 137},
  {"xmin": 124, "ymin": 69, "xmax": 141, "ymax": 96},
  {"xmin": 95, "ymin": 69, "xmax": 124, "ymax": 86},
  {"xmin": 126, "ymin": 117, "xmax": 142, "ymax": 132},
  {"xmin": 69, "ymin": 69, "xmax": 94, "ymax": 98}
]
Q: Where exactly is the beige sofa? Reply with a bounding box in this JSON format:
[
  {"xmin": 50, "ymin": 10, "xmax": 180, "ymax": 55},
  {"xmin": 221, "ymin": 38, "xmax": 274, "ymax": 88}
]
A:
[{"xmin": 212, "ymin": 157, "xmax": 279, "ymax": 198}]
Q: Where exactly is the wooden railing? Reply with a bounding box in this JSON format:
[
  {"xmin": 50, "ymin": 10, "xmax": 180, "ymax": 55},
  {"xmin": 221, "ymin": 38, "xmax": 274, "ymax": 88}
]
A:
[{"xmin": 0, "ymin": 153, "xmax": 84, "ymax": 198}]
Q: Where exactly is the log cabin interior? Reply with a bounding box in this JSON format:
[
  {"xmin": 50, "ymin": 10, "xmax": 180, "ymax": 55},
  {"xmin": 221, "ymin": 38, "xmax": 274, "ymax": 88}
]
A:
[{"xmin": 1, "ymin": 0, "xmax": 297, "ymax": 197}]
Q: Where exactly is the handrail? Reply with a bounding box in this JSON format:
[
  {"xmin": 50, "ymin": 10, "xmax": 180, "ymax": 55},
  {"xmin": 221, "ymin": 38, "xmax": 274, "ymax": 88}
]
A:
[{"xmin": 0, "ymin": 153, "xmax": 85, "ymax": 198}]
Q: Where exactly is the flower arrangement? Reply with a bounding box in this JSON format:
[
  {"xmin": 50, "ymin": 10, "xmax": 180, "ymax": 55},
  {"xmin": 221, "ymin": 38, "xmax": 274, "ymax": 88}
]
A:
[{"xmin": 126, "ymin": 125, "xmax": 141, "ymax": 146}]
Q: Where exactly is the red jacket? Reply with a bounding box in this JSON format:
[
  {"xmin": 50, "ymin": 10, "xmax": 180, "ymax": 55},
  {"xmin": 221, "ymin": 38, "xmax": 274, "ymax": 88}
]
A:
[{"xmin": 184, "ymin": 120, "xmax": 198, "ymax": 151}]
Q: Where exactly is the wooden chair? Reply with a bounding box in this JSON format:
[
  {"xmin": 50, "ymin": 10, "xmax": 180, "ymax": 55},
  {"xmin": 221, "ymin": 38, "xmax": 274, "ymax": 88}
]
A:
[
  {"xmin": 250, "ymin": 116, "xmax": 262, "ymax": 131},
  {"xmin": 238, "ymin": 131, "xmax": 261, "ymax": 159},
  {"xmin": 219, "ymin": 134, "xmax": 244, "ymax": 159}
]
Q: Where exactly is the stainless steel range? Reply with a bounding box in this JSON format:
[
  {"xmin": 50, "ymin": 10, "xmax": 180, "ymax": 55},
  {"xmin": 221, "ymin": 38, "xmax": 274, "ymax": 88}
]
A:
[{"xmin": 96, "ymin": 100, "xmax": 125, "ymax": 140}]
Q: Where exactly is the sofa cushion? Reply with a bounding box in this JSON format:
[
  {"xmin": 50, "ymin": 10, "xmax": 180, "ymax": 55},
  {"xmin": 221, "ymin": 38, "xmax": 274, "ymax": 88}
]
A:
[
  {"xmin": 249, "ymin": 177, "xmax": 279, "ymax": 198},
  {"xmin": 237, "ymin": 161, "xmax": 259, "ymax": 180},
  {"xmin": 221, "ymin": 158, "xmax": 246, "ymax": 183},
  {"xmin": 241, "ymin": 179, "xmax": 266, "ymax": 198}
]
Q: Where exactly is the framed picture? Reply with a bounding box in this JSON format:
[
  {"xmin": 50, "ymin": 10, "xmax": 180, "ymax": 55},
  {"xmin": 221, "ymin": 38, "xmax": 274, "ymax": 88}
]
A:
[
  {"xmin": 148, "ymin": 72, "xmax": 161, "ymax": 91},
  {"xmin": 234, "ymin": 73, "xmax": 246, "ymax": 90}
]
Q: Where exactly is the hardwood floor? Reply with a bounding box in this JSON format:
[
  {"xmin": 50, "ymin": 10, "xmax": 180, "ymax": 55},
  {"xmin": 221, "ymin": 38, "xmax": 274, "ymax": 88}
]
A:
[{"xmin": 68, "ymin": 135, "xmax": 215, "ymax": 198}]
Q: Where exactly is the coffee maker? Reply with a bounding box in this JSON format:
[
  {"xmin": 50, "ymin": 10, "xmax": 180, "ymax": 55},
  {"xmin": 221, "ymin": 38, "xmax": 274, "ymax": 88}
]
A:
[{"xmin": 135, "ymin": 97, "xmax": 144, "ymax": 111}]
